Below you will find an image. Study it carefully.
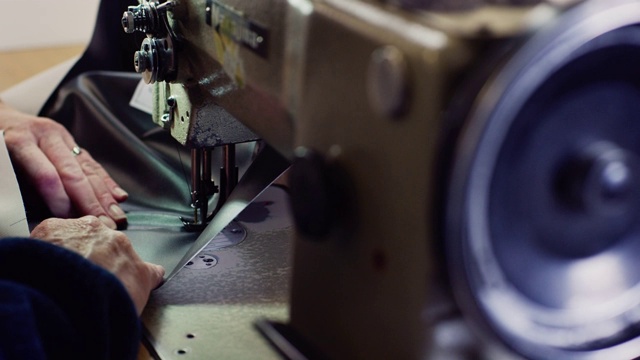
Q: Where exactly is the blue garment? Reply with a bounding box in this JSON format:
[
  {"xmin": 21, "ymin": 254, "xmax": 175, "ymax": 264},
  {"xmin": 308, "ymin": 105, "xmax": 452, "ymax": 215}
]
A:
[{"xmin": 0, "ymin": 238, "xmax": 140, "ymax": 359}]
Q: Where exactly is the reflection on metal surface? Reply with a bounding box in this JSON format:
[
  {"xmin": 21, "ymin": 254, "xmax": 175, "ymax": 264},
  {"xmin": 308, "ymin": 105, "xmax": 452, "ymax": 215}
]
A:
[
  {"xmin": 164, "ymin": 145, "xmax": 289, "ymax": 282},
  {"xmin": 141, "ymin": 186, "xmax": 292, "ymax": 359}
]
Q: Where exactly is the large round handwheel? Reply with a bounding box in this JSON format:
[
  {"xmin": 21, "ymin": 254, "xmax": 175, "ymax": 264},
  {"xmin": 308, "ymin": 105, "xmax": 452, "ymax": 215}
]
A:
[{"xmin": 447, "ymin": 1, "xmax": 640, "ymax": 358}]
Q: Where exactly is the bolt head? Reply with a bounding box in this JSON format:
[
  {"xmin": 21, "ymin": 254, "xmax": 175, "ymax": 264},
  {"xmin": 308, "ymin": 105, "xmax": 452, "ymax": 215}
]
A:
[
  {"xmin": 133, "ymin": 51, "xmax": 147, "ymax": 73},
  {"xmin": 122, "ymin": 11, "xmax": 135, "ymax": 33}
]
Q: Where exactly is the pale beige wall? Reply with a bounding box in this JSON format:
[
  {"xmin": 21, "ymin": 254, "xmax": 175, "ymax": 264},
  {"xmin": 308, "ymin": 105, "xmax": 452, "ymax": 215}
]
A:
[
  {"xmin": 0, "ymin": 0, "xmax": 100, "ymax": 51},
  {"xmin": 0, "ymin": 0, "xmax": 100, "ymax": 91}
]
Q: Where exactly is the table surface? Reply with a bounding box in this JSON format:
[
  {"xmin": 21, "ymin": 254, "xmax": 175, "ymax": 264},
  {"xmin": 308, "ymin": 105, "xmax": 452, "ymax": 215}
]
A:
[{"xmin": 0, "ymin": 45, "xmax": 84, "ymax": 93}]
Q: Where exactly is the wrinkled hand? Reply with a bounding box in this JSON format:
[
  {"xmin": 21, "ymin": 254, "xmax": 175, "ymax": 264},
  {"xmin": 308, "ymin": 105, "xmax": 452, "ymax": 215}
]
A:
[
  {"xmin": 0, "ymin": 102, "xmax": 128, "ymax": 229},
  {"xmin": 31, "ymin": 216, "xmax": 164, "ymax": 314}
]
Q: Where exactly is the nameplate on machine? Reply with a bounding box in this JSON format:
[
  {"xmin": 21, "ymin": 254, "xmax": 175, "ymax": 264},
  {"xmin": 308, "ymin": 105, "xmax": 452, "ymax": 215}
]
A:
[{"xmin": 206, "ymin": 0, "xmax": 270, "ymax": 58}]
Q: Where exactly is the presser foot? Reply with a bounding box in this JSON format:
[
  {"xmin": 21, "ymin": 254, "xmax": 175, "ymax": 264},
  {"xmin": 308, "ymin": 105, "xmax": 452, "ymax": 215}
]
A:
[
  {"xmin": 179, "ymin": 217, "xmax": 209, "ymax": 232},
  {"xmin": 179, "ymin": 207, "xmax": 220, "ymax": 232}
]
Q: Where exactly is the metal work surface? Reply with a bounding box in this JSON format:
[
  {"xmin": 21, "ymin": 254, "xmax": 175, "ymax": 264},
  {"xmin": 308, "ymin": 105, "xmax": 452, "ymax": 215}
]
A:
[
  {"xmin": 141, "ymin": 186, "xmax": 292, "ymax": 359},
  {"xmin": 165, "ymin": 145, "xmax": 290, "ymax": 281}
]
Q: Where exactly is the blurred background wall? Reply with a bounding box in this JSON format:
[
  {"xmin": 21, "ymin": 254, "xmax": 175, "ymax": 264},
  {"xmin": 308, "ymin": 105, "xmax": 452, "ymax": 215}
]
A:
[{"xmin": 0, "ymin": 0, "xmax": 100, "ymax": 91}]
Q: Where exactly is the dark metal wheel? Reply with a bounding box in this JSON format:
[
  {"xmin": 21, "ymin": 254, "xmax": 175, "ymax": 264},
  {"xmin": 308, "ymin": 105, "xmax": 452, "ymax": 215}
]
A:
[{"xmin": 447, "ymin": 1, "xmax": 640, "ymax": 358}]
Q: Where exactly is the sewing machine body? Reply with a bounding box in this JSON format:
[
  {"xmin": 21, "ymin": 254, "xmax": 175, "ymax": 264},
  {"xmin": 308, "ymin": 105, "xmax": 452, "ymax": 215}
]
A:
[
  {"xmin": 146, "ymin": 2, "xmax": 500, "ymax": 357},
  {"xmin": 125, "ymin": 0, "xmax": 640, "ymax": 358},
  {"xmin": 148, "ymin": 0, "xmax": 550, "ymax": 154}
]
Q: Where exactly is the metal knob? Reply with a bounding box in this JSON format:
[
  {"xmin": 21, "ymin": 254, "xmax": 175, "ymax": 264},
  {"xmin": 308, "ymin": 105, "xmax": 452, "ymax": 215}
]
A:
[
  {"xmin": 133, "ymin": 49, "xmax": 151, "ymax": 74},
  {"xmin": 557, "ymin": 141, "xmax": 640, "ymax": 215},
  {"xmin": 121, "ymin": 1, "xmax": 174, "ymax": 35},
  {"xmin": 121, "ymin": 4, "xmax": 157, "ymax": 34},
  {"xmin": 133, "ymin": 37, "xmax": 176, "ymax": 84},
  {"xmin": 289, "ymin": 147, "xmax": 356, "ymax": 240}
]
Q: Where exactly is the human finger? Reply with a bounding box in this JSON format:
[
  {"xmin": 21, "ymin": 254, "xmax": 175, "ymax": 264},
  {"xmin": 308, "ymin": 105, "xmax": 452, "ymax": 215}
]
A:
[
  {"xmin": 73, "ymin": 149, "xmax": 128, "ymax": 227},
  {"xmin": 147, "ymin": 262, "xmax": 165, "ymax": 288},
  {"xmin": 127, "ymin": 263, "xmax": 165, "ymax": 313},
  {"xmin": 72, "ymin": 145, "xmax": 129, "ymax": 202},
  {"xmin": 95, "ymin": 229, "xmax": 163, "ymax": 313},
  {"xmin": 39, "ymin": 135, "xmax": 117, "ymax": 229},
  {"xmin": 51, "ymin": 124, "xmax": 128, "ymax": 202},
  {"xmin": 28, "ymin": 119, "xmax": 121, "ymax": 227},
  {"xmin": 31, "ymin": 217, "xmax": 163, "ymax": 313},
  {"xmin": 131, "ymin": 262, "xmax": 165, "ymax": 313}
]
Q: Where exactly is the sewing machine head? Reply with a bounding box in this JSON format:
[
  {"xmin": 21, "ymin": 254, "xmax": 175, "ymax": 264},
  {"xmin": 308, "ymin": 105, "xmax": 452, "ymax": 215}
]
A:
[{"xmin": 123, "ymin": 0, "xmax": 640, "ymax": 358}]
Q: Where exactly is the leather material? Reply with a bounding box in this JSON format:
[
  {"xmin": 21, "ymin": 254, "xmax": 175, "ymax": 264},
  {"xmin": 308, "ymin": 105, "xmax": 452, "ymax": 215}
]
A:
[
  {"xmin": 40, "ymin": 71, "xmax": 201, "ymax": 275},
  {"xmin": 46, "ymin": 71, "xmax": 193, "ymax": 216},
  {"xmin": 39, "ymin": 0, "xmax": 142, "ymax": 117},
  {"xmin": 38, "ymin": 71, "xmax": 258, "ymax": 278},
  {"xmin": 30, "ymin": 0, "xmax": 260, "ymax": 278}
]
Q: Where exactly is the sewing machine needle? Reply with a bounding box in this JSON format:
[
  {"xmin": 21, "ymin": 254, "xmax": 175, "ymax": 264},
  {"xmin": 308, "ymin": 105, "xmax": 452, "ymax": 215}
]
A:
[{"xmin": 163, "ymin": 144, "xmax": 290, "ymax": 282}]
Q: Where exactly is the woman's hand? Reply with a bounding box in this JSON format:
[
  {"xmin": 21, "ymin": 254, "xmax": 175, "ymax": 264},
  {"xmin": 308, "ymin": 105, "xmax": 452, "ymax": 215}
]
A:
[
  {"xmin": 0, "ymin": 102, "xmax": 128, "ymax": 229},
  {"xmin": 31, "ymin": 216, "xmax": 165, "ymax": 314}
]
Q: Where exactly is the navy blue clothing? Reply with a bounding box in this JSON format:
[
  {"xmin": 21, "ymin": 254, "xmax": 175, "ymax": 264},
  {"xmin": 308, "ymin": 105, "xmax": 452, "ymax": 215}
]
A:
[{"xmin": 0, "ymin": 238, "xmax": 141, "ymax": 359}]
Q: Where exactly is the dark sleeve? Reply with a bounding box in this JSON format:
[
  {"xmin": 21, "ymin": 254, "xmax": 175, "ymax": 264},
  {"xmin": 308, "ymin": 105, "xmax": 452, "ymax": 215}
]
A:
[{"xmin": 0, "ymin": 238, "xmax": 141, "ymax": 360}]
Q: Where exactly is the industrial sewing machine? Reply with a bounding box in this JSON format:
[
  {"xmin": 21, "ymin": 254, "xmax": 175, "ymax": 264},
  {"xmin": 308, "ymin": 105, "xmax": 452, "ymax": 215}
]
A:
[{"xmin": 122, "ymin": 0, "xmax": 640, "ymax": 358}]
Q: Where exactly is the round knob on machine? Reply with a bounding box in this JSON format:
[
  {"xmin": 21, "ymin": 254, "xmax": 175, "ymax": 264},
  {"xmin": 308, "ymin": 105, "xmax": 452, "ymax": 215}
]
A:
[
  {"xmin": 133, "ymin": 50, "xmax": 151, "ymax": 74},
  {"xmin": 132, "ymin": 37, "xmax": 176, "ymax": 84},
  {"xmin": 120, "ymin": 3, "xmax": 158, "ymax": 35},
  {"xmin": 121, "ymin": 10, "xmax": 137, "ymax": 34},
  {"xmin": 289, "ymin": 147, "xmax": 355, "ymax": 240},
  {"xmin": 558, "ymin": 142, "xmax": 640, "ymax": 216}
]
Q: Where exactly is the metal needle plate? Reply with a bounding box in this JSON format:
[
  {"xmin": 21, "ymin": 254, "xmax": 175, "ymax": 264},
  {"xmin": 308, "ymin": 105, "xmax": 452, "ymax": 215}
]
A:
[{"xmin": 164, "ymin": 145, "xmax": 290, "ymax": 282}]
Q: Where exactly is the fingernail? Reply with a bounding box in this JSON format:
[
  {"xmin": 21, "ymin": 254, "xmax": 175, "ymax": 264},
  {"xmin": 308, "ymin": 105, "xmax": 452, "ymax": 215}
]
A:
[
  {"xmin": 113, "ymin": 187, "xmax": 129, "ymax": 199},
  {"xmin": 109, "ymin": 204, "xmax": 127, "ymax": 220},
  {"xmin": 99, "ymin": 215, "xmax": 117, "ymax": 230},
  {"xmin": 155, "ymin": 264, "xmax": 166, "ymax": 277},
  {"xmin": 152, "ymin": 265, "xmax": 166, "ymax": 288}
]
